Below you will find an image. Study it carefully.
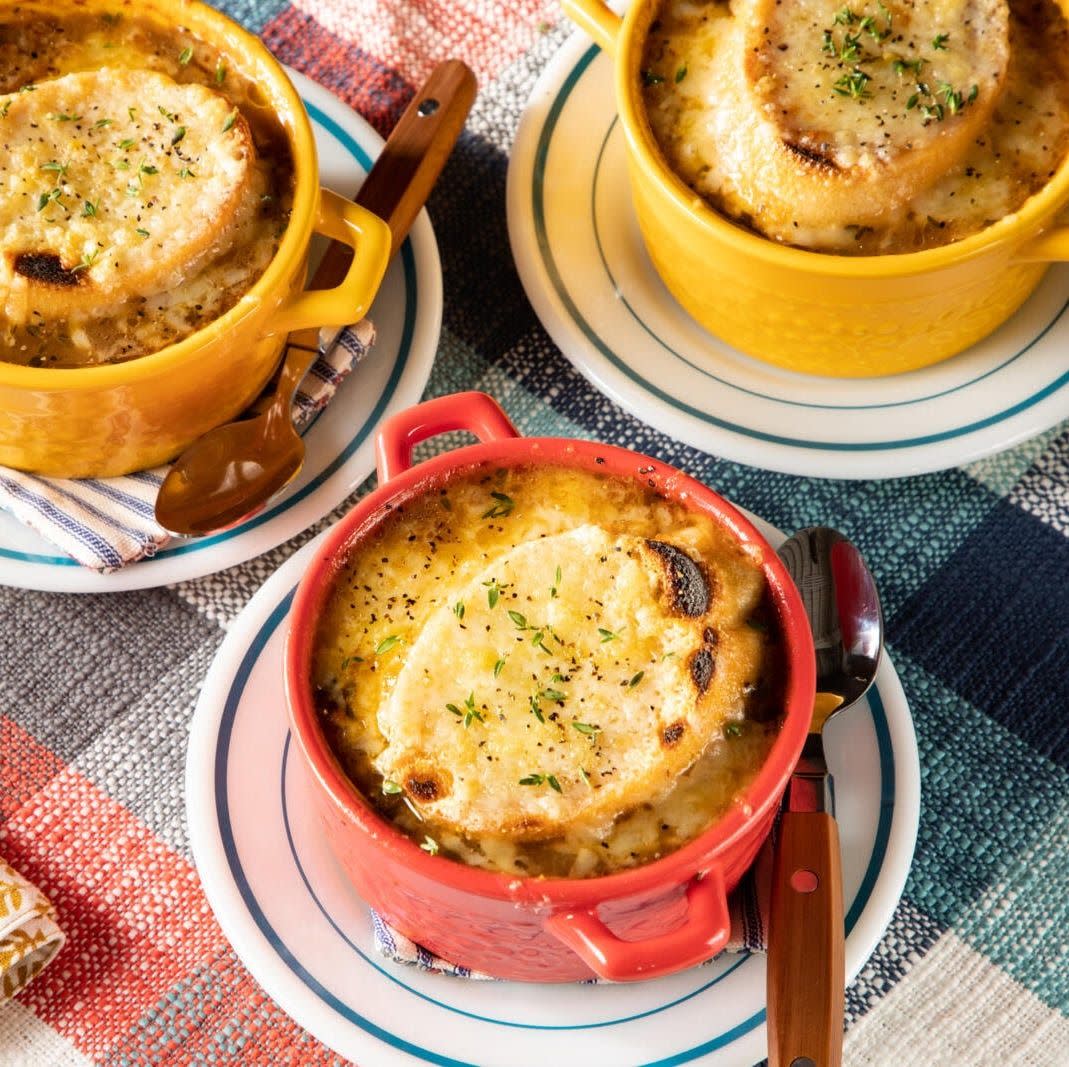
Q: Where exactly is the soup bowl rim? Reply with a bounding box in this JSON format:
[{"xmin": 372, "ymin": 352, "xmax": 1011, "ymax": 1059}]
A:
[{"xmin": 283, "ymin": 393, "xmax": 817, "ymax": 910}]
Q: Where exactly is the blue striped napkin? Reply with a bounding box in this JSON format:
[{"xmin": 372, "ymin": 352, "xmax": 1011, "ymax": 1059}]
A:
[
  {"xmin": 0, "ymin": 321, "xmax": 375, "ymax": 573},
  {"xmin": 372, "ymin": 841, "xmax": 771, "ymax": 980}
]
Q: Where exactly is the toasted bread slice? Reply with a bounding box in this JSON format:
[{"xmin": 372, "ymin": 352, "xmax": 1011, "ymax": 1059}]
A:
[
  {"xmin": 732, "ymin": 0, "xmax": 1010, "ymax": 238},
  {"xmin": 374, "ymin": 525, "xmax": 765, "ymax": 842},
  {"xmin": 0, "ymin": 68, "xmax": 254, "ymax": 324}
]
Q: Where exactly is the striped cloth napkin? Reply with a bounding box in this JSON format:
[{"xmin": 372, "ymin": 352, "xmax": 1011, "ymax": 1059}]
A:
[
  {"xmin": 372, "ymin": 840, "xmax": 772, "ymax": 980},
  {"xmin": 0, "ymin": 856, "xmax": 65, "ymax": 1005},
  {"xmin": 0, "ymin": 321, "xmax": 375, "ymax": 573}
]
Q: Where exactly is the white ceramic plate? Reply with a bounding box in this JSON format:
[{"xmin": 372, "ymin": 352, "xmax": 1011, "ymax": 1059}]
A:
[
  {"xmin": 0, "ymin": 70, "xmax": 440, "ymax": 593},
  {"xmin": 507, "ymin": 34, "xmax": 1069, "ymax": 480},
  {"xmin": 186, "ymin": 516, "xmax": 920, "ymax": 1067}
]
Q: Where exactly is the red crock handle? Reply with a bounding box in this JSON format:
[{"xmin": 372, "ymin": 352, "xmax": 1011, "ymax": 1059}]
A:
[
  {"xmin": 375, "ymin": 391, "xmax": 520, "ymax": 482},
  {"xmin": 544, "ymin": 872, "xmax": 730, "ymax": 982}
]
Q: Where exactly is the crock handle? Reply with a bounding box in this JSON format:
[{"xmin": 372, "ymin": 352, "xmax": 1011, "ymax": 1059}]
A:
[
  {"xmin": 544, "ymin": 871, "xmax": 730, "ymax": 982},
  {"xmin": 561, "ymin": 0, "xmax": 622, "ymax": 56},
  {"xmin": 270, "ymin": 189, "xmax": 391, "ymax": 334},
  {"xmin": 375, "ymin": 391, "xmax": 520, "ymax": 482},
  {"xmin": 1016, "ymin": 223, "xmax": 1069, "ymax": 262}
]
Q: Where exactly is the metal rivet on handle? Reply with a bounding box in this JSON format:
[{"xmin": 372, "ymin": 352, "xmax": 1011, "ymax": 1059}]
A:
[
  {"xmin": 417, "ymin": 98, "xmax": 440, "ymax": 116},
  {"xmin": 790, "ymin": 868, "xmax": 819, "ymax": 893}
]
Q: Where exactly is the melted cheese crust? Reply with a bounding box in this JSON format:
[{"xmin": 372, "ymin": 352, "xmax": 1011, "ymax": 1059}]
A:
[
  {"xmin": 313, "ymin": 465, "xmax": 785, "ymax": 879},
  {"xmin": 0, "ymin": 69, "xmax": 255, "ymax": 324},
  {"xmin": 0, "ymin": 11, "xmax": 293, "ymax": 366},
  {"xmin": 643, "ymin": 0, "xmax": 1069, "ymax": 253}
]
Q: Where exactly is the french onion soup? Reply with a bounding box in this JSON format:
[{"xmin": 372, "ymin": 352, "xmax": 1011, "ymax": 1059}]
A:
[
  {"xmin": 641, "ymin": 0, "xmax": 1069, "ymax": 253},
  {"xmin": 312, "ymin": 465, "xmax": 785, "ymax": 879},
  {"xmin": 0, "ymin": 9, "xmax": 294, "ymax": 366}
]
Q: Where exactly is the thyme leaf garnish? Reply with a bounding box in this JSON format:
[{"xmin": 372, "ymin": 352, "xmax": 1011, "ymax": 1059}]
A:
[
  {"xmin": 529, "ymin": 695, "xmax": 545, "ymax": 723},
  {"xmin": 70, "ymin": 247, "xmax": 99, "ymax": 273},
  {"xmin": 375, "ymin": 634, "xmax": 402, "ymax": 655},
  {"xmin": 833, "ymin": 68, "xmax": 871, "ymax": 100},
  {"xmin": 518, "ymin": 773, "xmax": 562, "ymax": 793},
  {"xmin": 482, "ymin": 491, "xmax": 514, "ymax": 519}
]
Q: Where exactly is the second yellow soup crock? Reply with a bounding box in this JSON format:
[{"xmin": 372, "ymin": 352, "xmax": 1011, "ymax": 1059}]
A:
[{"xmin": 564, "ymin": 0, "xmax": 1069, "ymax": 378}]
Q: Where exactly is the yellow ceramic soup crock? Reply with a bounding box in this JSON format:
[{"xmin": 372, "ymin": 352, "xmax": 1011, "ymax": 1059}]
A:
[
  {"xmin": 563, "ymin": 0, "xmax": 1069, "ymax": 378},
  {"xmin": 0, "ymin": 0, "xmax": 390, "ymax": 478}
]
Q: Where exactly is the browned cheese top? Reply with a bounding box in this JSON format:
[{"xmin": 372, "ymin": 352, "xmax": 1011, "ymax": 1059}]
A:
[
  {"xmin": 0, "ymin": 10, "xmax": 293, "ymax": 366},
  {"xmin": 642, "ymin": 0, "xmax": 1069, "ymax": 253},
  {"xmin": 313, "ymin": 465, "xmax": 785, "ymax": 879}
]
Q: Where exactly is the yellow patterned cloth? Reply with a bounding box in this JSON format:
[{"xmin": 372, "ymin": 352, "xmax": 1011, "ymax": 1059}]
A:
[{"xmin": 0, "ymin": 856, "xmax": 64, "ymax": 1005}]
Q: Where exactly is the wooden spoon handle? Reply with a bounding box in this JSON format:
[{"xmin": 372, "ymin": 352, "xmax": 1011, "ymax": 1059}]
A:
[
  {"xmin": 312, "ymin": 59, "xmax": 476, "ymax": 290},
  {"xmin": 767, "ymin": 810, "xmax": 845, "ymax": 1067},
  {"xmin": 281, "ymin": 59, "xmax": 476, "ymax": 376}
]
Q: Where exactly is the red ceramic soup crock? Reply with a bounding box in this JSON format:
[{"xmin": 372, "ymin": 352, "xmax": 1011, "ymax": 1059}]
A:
[{"xmin": 285, "ymin": 391, "xmax": 815, "ymax": 982}]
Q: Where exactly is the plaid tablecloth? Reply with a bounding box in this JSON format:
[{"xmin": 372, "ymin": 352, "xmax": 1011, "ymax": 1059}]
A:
[{"xmin": 1, "ymin": 1, "xmax": 1067, "ymax": 1064}]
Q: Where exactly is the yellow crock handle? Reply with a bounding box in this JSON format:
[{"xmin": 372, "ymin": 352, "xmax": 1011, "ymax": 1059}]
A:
[
  {"xmin": 1017, "ymin": 221, "xmax": 1069, "ymax": 262},
  {"xmin": 271, "ymin": 189, "xmax": 391, "ymax": 334},
  {"xmin": 561, "ymin": 0, "xmax": 623, "ymax": 55}
]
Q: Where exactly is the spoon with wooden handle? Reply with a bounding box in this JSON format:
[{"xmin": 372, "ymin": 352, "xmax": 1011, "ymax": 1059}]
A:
[
  {"xmin": 154, "ymin": 59, "xmax": 476, "ymax": 536},
  {"xmin": 767, "ymin": 527, "xmax": 884, "ymax": 1067}
]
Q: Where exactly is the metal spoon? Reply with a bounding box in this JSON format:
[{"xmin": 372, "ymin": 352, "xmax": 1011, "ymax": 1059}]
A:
[
  {"xmin": 154, "ymin": 60, "xmax": 477, "ymax": 536},
  {"xmin": 767, "ymin": 526, "xmax": 884, "ymax": 1067}
]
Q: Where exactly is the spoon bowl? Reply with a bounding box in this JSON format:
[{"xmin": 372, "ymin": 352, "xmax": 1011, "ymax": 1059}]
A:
[
  {"xmin": 778, "ymin": 526, "xmax": 883, "ymax": 719},
  {"xmin": 154, "ymin": 386, "xmax": 309, "ymax": 535}
]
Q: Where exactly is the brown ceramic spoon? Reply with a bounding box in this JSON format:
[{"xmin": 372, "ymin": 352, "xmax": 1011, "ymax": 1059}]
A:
[{"xmin": 154, "ymin": 60, "xmax": 476, "ymax": 536}]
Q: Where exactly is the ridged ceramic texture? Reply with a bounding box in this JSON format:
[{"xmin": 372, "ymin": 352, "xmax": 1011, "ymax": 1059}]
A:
[
  {"xmin": 314, "ymin": 777, "xmax": 777, "ymax": 982},
  {"xmin": 631, "ymin": 168, "xmax": 1049, "ymax": 376}
]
